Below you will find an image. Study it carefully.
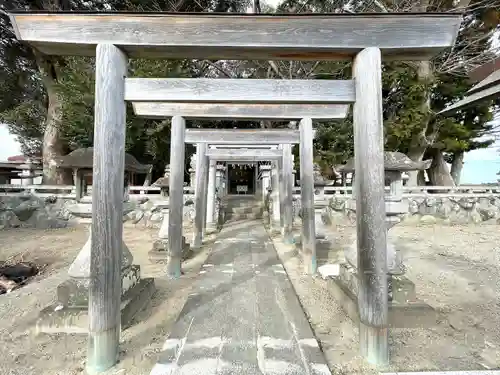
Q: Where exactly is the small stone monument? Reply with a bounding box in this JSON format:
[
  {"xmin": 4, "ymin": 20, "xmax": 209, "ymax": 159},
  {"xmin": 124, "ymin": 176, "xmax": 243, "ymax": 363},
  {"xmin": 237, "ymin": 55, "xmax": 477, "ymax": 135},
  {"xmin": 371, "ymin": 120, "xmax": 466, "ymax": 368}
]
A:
[
  {"xmin": 332, "ymin": 152, "xmax": 437, "ymax": 327},
  {"xmin": 148, "ymin": 165, "xmax": 190, "ymax": 263},
  {"xmin": 294, "ymin": 163, "xmax": 336, "ymax": 262},
  {"xmin": 36, "ymin": 148, "xmax": 155, "ymax": 334},
  {"xmin": 189, "ymin": 153, "xmax": 196, "ymax": 189}
]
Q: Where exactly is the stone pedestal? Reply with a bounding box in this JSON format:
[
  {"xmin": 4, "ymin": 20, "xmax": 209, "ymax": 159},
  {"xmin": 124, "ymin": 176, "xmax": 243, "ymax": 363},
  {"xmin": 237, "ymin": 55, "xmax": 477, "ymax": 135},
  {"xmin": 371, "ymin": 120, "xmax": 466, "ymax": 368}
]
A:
[
  {"xmin": 36, "ymin": 199, "xmax": 155, "ymax": 334},
  {"xmin": 148, "ymin": 203, "xmax": 190, "ymax": 262},
  {"xmin": 345, "ymin": 199, "xmax": 407, "ymax": 277},
  {"xmin": 149, "ymin": 236, "xmax": 190, "ymax": 263},
  {"xmin": 327, "ymin": 262, "xmax": 439, "ymax": 328}
]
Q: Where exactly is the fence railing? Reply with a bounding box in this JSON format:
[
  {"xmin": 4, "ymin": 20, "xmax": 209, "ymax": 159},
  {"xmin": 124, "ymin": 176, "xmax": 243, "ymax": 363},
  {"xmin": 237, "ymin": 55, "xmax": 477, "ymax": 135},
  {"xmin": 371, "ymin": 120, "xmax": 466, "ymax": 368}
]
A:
[
  {"xmin": 0, "ymin": 183, "xmax": 498, "ymax": 200},
  {"xmin": 0, "ymin": 184, "xmax": 195, "ymax": 199},
  {"xmin": 318, "ymin": 185, "xmax": 500, "ymax": 198}
]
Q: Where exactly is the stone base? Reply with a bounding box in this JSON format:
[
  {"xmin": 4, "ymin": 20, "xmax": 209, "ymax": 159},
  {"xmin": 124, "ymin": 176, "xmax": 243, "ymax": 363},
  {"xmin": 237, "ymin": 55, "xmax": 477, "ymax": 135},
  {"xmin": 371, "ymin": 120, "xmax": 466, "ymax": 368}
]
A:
[
  {"xmin": 57, "ymin": 265, "xmax": 141, "ymax": 306},
  {"xmin": 205, "ymin": 223, "xmax": 218, "ymax": 235},
  {"xmin": 270, "ymin": 220, "xmax": 281, "ymax": 234},
  {"xmin": 35, "ymin": 277, "xmax": 156, "ymax": 334},
  {"xmin": 294, "ymin": 236, "xmax": 336, "ymax": 261},
  {"xmin": 148, "ymin": 236, "xmax": 190, "ymax": 263},
  {"xmin": 329, "ymin": 263, "xmax": 439, "ymax": 328}
]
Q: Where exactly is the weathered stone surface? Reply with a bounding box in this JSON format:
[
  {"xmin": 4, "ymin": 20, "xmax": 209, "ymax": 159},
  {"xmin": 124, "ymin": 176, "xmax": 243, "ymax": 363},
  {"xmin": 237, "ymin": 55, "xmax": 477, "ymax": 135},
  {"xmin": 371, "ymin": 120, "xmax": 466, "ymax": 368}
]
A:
[
  {"xmin": 36, "ymin": 277, "xmax": 155, "ymax": 334},
  {"xmin": 152, "ymin": 220, "xmax": 330, "ymax": 374},
  {"xmin": 67, "ymin": 227, "xmax": 134, "ymax": 278},
  {"xmin": 149, "ymin": 212, "xmax": 163, "ymax": 222},
  {"xmin": 0, "ymin": 196, "xmax": 71, "ymax": 229},
  {"xmin": 420, "ymin": 215, "xmax": 437, "ymax": 224},
  {"xmin": 12, "ymin": 199, "xmax": 41, "ymax": 221},
  {"xmin": 325, "ymin": 195, "xmax": 500, "ymax": 225},
  {"xmin": 0, "ymin": 210, "xmax": 21, "ymax": 228}
]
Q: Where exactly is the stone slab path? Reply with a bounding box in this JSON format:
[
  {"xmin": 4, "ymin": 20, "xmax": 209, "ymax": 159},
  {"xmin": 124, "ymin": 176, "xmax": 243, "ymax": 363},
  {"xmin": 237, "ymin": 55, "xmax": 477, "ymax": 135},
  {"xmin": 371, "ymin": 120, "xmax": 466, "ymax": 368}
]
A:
[{"xmin": 150, "ymin": 219, "xmax": 331, "ymax": 375}]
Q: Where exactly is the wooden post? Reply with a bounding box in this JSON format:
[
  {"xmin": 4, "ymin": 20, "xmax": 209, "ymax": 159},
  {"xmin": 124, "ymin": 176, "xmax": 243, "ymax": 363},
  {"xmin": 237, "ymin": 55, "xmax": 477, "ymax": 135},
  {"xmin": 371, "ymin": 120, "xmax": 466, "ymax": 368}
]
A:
[
  {"xmin": 167, "ymin": 116, "xmax": 186, "ymax": 279},
  {"xmin": 193, "ymin": 143, "xmax": 208, "ymax": 249},
  {"xmin": 278, "ymin": 146, "xmax": 286, "ymax": 231},
  {"xmin": 206, "ymin": 159, "xmax": 217, "ymax": 231},
  {"xmin": 271, "ymin": 161, "xmax": 281, "ymax": 230},
  {"xmin": 73, "ymin": 169, "xmax": 84, "ymax": 202},
  {"xmin": 201, "ymin": 157, "xmax": 209, "ymax": 232},
  {"xmin": 282, "ymin": 144, "xmax": 293, "ymax": 244},
  {"xmin": 299, "ymin": 118, "xmax": 316, "ymax": 275},
  {"xmin": 87, "ymin": 44, "xmax": 127, "ymax": 374},
  {"xmin": 353, "ymin": 47, "xmax": 388, "ymax": 366}
]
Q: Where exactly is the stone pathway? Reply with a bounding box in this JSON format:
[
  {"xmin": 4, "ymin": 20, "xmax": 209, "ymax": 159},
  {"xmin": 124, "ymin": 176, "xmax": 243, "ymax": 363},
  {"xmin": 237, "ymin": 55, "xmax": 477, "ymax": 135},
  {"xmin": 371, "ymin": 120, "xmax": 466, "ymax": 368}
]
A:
[{"xmin": 150, "ymin": 219, "xmax": 331, "ymax": 375}]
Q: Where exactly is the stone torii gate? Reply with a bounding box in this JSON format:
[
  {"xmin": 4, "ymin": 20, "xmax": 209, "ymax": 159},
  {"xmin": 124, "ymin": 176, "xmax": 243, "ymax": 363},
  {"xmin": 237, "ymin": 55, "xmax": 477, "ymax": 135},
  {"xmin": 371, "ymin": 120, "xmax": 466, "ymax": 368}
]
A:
[{"xmin": 9, "ymin": 11, "xmax": 461, "ymax": 372}]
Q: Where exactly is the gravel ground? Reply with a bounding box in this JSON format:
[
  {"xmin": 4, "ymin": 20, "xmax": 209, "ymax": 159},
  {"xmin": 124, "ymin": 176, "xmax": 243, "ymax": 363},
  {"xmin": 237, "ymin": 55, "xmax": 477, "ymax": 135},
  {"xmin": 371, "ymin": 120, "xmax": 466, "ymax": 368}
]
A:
[
  {"xmin": 0, "ymin": 224, "xmax": 213, "ymax": 375},
  {"xmin": 272, "ymin": 223, "xmax": 500, "ymax": 374},
  {"xmin": 0, "ymin": 222, "xmax": 498, "ymax": 374}
]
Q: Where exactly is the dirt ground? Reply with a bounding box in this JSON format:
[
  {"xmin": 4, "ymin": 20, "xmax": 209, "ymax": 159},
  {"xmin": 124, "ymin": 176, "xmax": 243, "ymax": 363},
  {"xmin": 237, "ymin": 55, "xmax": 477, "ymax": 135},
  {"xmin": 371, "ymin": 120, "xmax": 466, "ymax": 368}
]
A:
[
  {"xmin": 0, "ymin": 222, "xmax": 498, "ymax": 375},
  {"xmin": 0, "ymin": 224, "xmax": 213, "ymax": 375},
  {"xmin": 272, "ymin": 223, "xmax": 500, "ymax": 375}
]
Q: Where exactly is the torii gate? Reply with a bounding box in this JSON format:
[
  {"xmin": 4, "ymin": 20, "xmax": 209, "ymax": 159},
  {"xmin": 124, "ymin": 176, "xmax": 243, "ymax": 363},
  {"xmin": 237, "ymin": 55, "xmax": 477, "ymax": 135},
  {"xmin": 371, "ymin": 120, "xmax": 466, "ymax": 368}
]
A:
[
  {"xmin": 133, "ymin": 101, "xmax": 341, "ymax": 253},
  {"xmin": 8, "ymin": 11, "xmax": 461, "ymax": 372},
  {"xmin": 183, "ymin": 128, "xmax": 311, "ymax": 251}
]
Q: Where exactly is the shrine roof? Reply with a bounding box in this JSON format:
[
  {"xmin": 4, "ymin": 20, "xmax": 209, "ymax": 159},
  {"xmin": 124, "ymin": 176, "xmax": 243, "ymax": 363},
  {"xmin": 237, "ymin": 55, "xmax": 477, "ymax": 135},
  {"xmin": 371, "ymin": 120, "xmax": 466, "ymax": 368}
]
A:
[{"xmin": 56, "ymin": 147, "xmax": 151, "ymax": 173}]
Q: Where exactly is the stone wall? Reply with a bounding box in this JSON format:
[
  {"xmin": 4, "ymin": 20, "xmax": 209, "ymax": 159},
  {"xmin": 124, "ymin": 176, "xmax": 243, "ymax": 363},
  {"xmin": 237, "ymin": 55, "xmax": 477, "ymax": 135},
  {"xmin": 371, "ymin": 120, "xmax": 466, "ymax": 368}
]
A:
[
  {"xmin": 326, "ymin": 195, "xmax": 500, "ymax": 225},
  {"xmin": 2, "ymin": 191, "xmax": 499, "ymax": 230},
  {"xmin": 0, "ymin": 195, "xmax": 74, "ymax": 229},
  {"xmin": 0, "ymin": 194, "xmax": 196, "ymax": 230},
  {"xmin": 125, "ymin": 195, "xmax": 196, "ymax": 228}
]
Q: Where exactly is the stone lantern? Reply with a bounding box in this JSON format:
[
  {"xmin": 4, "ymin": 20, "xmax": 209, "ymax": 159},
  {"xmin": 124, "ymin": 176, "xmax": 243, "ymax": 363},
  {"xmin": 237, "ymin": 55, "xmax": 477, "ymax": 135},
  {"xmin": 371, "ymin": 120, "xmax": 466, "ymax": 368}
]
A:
[
  {"xmin": 312, "ymin": 162, "xmax": 334, "ymax": 240},
  {"xmin": 189, "ymin": 153, "xmax": 197, "ymax": 189},
  {"xmin": 294, "ymin": 163, "xmax": 335, "ymax": 261},
  {"xmin": 36, "ymin": 148, "xmax": 155, "ymax": 334},
  {"xmin": 340, "ymin": 152, "xmax": 430, "ymax": 302},
  {"xmin": 154, "ymin": 164, "xmax": 171, "ymax": 198},
  {"xmin": 149, "ymin": 165, "xmax": 190, "ymax": 263}
]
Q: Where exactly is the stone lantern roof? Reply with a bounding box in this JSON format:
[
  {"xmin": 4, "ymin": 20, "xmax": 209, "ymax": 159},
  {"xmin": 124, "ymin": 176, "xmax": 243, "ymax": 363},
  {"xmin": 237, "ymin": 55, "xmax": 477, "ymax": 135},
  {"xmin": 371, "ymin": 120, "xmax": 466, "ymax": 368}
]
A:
[
  {"xmin": 339, "ymin": 151, "xmax": 431, "ymax": 172},
  {"xmin": 56, "ymin": 147, "xmax": 152, "ymax": 173},
  {"xmin": 152, "ymin": 165, "xmax": 170, "ymax": 187}
]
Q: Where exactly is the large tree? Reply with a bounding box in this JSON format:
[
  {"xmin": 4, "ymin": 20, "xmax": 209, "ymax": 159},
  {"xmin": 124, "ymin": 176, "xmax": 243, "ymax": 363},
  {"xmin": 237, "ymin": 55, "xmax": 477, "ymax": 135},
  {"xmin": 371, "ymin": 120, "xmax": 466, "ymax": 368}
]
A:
[{"xmin": 0, "ymin": 0, "xmax": 249, "ymax": 183}]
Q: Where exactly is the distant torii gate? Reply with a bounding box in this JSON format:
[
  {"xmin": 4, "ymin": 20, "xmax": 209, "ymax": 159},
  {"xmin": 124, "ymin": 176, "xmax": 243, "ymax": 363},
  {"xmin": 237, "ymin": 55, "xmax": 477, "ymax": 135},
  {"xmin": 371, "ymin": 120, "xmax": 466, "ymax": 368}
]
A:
[
  {"xmin": 9, "ymin": 11, "xmax": 461, "ymax": 372},
  {"xmin": 184, "ymin": 128, "xmax": 311, "ymax": 253},
  {"xmin": 134, "ymin": 101, "xmax": 340, "ymax": 256}
]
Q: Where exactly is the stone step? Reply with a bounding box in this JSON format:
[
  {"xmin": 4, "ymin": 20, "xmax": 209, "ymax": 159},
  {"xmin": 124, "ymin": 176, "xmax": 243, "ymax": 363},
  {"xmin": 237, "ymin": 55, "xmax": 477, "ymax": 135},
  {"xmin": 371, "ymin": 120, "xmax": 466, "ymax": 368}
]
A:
[
  {"xmin": 225, "ymin": 212, "xmax": 263, "ymax": 220},
  {"xmin": 225, "ymin": 201, "xmax": 263, "ymax": 208},
  {"xmin": 226, "ymin": 206, "xmax": 264, "ymax": 215}
]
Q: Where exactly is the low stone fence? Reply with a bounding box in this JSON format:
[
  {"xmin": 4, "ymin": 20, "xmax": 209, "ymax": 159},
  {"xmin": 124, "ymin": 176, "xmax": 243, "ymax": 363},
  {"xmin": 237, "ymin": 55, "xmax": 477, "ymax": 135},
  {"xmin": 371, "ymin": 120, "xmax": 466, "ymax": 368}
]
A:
[
  {"xmin": 288, "ymin": 185, "xmax": 500, "ymax": 225},
  {"xmin": 324, "ymin": 192, "xmax": 500, "ymax": 225},
  {"xmin": 1, "ymin": 184, "xmax": 499, "ymax": 229},
  {"xmin": 0, "ymin": 184, "xmax": 196, "ymax": 229}
]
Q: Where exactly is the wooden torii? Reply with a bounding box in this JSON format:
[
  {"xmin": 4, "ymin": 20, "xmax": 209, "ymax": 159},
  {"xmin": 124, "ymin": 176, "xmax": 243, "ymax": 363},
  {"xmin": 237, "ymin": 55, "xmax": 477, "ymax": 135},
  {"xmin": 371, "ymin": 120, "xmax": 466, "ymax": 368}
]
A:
[{"xmin": 9, "ymin": 11, "xmax": 462, "ymax": 372}]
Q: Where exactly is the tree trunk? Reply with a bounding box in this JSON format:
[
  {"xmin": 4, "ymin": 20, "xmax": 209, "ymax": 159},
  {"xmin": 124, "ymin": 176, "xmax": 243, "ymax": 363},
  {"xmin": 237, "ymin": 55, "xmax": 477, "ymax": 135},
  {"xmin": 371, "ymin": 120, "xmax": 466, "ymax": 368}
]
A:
[
  {"xmin": 406, "ymin": 60, "xmax": 434, "ymax": 186},
  {"xmin": 450, "ymin": 151, "xmax": 464, "ymax": 185},
  {"xmin": 428, "ymin": 148, "xmax": 455, "ymax": 186},
  {"xmin": 407, "ymin": 146, "xmax": 427, "ymax": 186},
  {"xmin": 35, "ymin": 52, "xmax": 72, "ymax": 185}
]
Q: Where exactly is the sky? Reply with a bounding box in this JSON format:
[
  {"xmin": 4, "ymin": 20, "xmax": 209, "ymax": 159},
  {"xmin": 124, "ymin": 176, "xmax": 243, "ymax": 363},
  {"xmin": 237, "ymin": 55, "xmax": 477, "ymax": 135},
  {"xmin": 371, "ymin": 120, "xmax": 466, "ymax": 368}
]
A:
[{"xmin": 0, "ymin": 124, "xmax": 21, "ymax": 160}]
